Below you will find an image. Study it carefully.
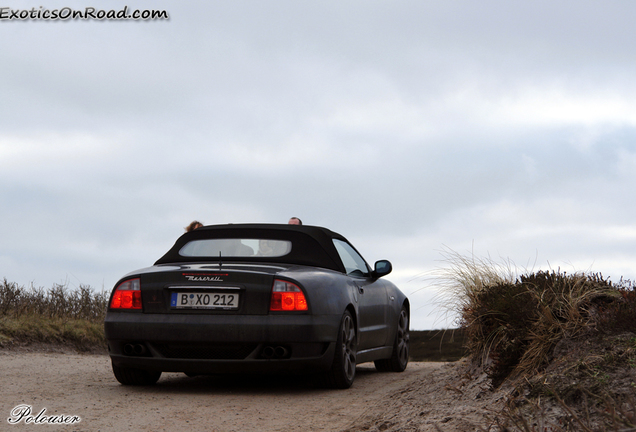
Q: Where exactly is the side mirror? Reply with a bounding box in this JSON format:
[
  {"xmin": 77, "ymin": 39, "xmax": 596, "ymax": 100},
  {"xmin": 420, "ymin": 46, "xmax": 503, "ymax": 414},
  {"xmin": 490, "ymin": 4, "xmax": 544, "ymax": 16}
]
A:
[{"xmin": 373, "ymin": 260, "xmax": 392, "ymax": 278}]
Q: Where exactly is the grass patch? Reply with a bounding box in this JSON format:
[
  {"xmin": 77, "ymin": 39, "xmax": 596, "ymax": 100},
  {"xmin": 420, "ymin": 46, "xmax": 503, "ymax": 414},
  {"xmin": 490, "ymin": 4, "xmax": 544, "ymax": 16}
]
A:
[
  {"xmin": 0, "ymin": 279, "xmax": 107, "ymax": 351},
  {"xmin": 0, "ymin": 314, "xmax": 106, "ymax": 351}
]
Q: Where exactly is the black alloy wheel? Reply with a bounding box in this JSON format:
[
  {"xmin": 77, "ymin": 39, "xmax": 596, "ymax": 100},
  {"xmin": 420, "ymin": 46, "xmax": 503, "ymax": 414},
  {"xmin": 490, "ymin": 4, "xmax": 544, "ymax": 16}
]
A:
[
  {"xmin": 324, "ymin": 310, "xmax": 357, "ymax": 389},
  {"xmin": 374, "ymin": 306, "xmax": 409, "ymax": 372}
]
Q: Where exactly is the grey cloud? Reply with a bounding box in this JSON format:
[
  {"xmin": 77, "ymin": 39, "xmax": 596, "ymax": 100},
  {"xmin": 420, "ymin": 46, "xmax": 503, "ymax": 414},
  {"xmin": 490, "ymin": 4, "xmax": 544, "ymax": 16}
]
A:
[{"xmin": 3, "ymin": 0, "xmax": 636, "ymax": 328}]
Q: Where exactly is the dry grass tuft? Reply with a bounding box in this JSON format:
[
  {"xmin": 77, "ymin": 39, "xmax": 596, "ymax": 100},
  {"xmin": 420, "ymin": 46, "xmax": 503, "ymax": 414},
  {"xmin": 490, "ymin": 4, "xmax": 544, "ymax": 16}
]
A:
[
  {"xmin": 429, "ymin": 247, "xmax": 517, "ymax": 335},
  {"xmin": 432, "ymin": 249, "xmax": 636, "ymax": 430},
  {"xmin": 435, "ymin": 251, "xmax": 620, "ymax": 387}
]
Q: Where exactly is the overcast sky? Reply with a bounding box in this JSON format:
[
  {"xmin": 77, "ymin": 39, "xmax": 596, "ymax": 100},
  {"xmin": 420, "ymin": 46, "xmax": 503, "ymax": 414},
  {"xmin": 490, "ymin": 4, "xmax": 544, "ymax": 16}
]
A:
[{"xmin": 2, "ymin": 1, "xmax": 636, "ymax": 329}]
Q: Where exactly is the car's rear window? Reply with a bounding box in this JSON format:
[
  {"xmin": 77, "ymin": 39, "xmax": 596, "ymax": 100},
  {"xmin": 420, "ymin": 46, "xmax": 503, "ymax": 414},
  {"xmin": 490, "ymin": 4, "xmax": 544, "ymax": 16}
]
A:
[{"xmin": 179, "ymin": 239, "xmax": 292, "ymax": 258}]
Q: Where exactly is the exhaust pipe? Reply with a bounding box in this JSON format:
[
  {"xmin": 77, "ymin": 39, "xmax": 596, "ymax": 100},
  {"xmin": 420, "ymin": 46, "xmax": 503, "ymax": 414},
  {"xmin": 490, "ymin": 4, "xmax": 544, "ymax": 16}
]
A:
[
  {"xmin": 134, "ymin": 344, "xmax": 147, "ymax": 355},
  {"xmin": 123, "ymin": 343, "xmax": 147, "ymax": 356},
  {"xmin": 262, "ymin": 346, "xmax": 275, "ymax": 359},
  {"xmin": 274, "ymin": 346, "xmax": 289, "ymax": 358}
]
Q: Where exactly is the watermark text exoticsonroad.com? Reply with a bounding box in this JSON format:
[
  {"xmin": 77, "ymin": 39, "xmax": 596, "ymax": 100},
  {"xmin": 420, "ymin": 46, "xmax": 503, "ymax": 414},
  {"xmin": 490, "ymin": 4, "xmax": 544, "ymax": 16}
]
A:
[{"xmin": 0, "ymin": 6, "xmax": 169, "ymax": 20}]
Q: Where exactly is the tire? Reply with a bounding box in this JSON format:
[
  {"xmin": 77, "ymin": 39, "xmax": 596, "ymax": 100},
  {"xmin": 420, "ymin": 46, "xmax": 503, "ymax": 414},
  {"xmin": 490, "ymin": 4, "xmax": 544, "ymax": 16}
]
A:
[
  {"xmin": 323, "ymin": 310, "xmax": 357, "ymax": 389},
  {"xmin": 112, "ymin": 364, "xmax": 161, "ymax": 386},
  {"xmin": 374, "ymin": 306, "xmax": 409, "ymax": 372}
]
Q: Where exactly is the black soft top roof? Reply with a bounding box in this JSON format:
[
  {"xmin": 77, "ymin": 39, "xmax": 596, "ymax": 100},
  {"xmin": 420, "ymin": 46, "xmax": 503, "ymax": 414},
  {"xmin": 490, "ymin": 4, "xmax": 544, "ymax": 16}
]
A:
[{"xmin": 154, "ymin": 224, "xmax": 353, "ymax": 273}]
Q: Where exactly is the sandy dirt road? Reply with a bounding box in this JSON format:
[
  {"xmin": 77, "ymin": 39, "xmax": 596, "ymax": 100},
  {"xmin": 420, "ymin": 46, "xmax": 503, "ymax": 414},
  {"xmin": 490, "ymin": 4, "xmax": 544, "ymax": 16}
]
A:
[{"xmin": 1, "ymin": 351, "xmax": 444, "ymax": 431}]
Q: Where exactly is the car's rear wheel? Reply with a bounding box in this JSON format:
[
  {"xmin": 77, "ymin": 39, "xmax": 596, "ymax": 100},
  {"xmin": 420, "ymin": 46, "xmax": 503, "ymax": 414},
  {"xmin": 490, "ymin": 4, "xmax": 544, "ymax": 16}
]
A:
[
  {"xmin": 374, "ymin": 306, "xmax": 409, "ymax": 372},
  {"xmin": 112, "ymin": 364, "xmax": 161, "ymax": 386},
  {"xmin": 323, "ymin": 310, "xmax": 357, "ymax": 389}
]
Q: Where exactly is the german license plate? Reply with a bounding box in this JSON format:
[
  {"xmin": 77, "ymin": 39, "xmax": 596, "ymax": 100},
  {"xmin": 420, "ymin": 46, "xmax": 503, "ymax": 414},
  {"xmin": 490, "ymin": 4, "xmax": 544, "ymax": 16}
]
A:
[{"xmin": 171, "ymin": 292, "xmax": 239, "ymax": 309}]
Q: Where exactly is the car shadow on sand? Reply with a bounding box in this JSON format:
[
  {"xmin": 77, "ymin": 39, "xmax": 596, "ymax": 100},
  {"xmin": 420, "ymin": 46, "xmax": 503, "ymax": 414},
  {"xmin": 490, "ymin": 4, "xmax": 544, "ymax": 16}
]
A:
[{"xmin": 112, "ymin": 364, "xmax": 382, "ymax": 395}]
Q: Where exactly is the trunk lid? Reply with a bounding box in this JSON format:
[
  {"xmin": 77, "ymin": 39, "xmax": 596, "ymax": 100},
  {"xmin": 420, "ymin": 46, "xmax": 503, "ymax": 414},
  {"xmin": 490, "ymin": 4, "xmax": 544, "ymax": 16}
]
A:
[{"xmin": 138, "ymin": 263, "xmax": 288, "ymax": 315}]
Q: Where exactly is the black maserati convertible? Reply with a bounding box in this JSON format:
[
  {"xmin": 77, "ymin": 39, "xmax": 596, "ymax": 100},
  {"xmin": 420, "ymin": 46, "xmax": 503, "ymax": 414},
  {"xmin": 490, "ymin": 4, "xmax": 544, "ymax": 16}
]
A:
[{"xmin": 104, "ymin": 223, "xmax": 409, "ymax": 389}]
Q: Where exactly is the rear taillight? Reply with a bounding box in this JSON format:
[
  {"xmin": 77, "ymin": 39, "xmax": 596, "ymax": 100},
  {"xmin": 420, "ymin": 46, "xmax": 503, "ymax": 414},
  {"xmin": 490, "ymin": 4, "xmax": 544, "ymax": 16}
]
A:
[
  {"xmin": 270, "ymin": 280, "xmax": 308, "ymax": 311},
  {"xmin": 110, "ymin": 278, "xmax": 142, "ymax": 310}
]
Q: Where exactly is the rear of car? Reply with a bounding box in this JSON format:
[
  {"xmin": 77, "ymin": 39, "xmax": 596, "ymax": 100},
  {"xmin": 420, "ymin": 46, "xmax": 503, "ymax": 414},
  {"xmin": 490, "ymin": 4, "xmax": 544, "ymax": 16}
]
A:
[
  {"xmin": 105, "ymin": 263, "xmax": 342, "ymax": 380},
  {"xmin": 104, "ymin": 223, "xmax": 408, "ymax": 388}
]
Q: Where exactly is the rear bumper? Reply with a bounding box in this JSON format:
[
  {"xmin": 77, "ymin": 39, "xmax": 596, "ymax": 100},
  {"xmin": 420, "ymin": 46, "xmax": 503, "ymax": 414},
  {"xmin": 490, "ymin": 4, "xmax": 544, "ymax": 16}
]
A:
[{"xmin": 104, "ymin": 312, "xmax": 339, "ymax": 374}]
